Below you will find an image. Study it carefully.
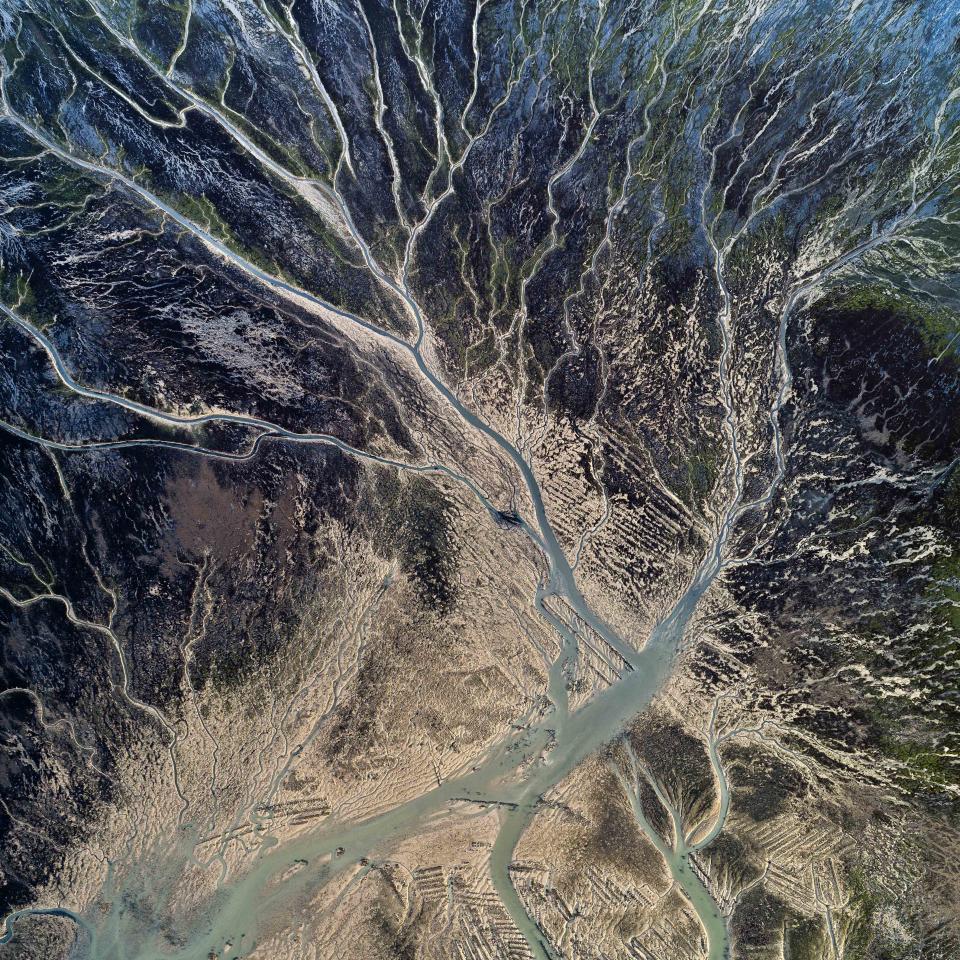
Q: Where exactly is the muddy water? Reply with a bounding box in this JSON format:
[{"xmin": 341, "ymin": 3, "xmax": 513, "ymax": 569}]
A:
[
  {"xmin": 56, "ymin": 529, "xmax": 725, "ymax": 960},
  {"xmin": 1, "ymin": 517, "xmax": 730, "ymax": 960},
  {"xmin": 0, "ymin": 124, "xmax": 741, "ymax": 960},
  {"xmin": 0, "ymin": 392, "xmax": 736, "ymax": 960},
  {"xmin": 620, "ymin": 774, "xmax": 728, "ymax": 960}
]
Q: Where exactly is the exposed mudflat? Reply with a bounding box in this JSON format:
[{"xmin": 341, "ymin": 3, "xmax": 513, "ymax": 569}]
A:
[{"xmin": 0, "ymin": 0, "xmax": 959, "ymax": 958}]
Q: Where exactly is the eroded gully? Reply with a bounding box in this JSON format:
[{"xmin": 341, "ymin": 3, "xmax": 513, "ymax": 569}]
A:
[{"xmin": 0, "ymin": 106, "xmax": 785, "ymax": 960}]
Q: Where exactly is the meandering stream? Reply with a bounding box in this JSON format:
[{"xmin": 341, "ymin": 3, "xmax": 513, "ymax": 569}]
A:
[{"xmin": 0, "ymin": 55, "xmax": 818, "ymax": 960}]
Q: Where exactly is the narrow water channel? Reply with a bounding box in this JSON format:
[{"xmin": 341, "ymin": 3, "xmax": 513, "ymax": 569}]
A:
[{"xmin": 0, "ymin": 105, "xmax": 775, "ymax": 960}]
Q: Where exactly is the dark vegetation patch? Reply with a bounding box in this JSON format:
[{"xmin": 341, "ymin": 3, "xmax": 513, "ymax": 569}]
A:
[
  {"xmin": 324, "ymin": 626, "xmax": 411, "ymax": 777},
  {"xmin": 323, "ymin": 613, "xmax": 460, "ymax": 779},
  {"xmin": 847, "ymin": 470, "xmax": 960, "ymax": 819},
  {"xmin": 368, "ymin": 902, "xmax": 419, "ymax": 960},
  {"xmin": 782, "ymin": 914, "xmax": 829, "ymax": 960},
  {"xmin": 701, "ymin": 831, "xmax": 763, "ymax": 892},
  {"xmin": 0, "ymin": 604, "xmax": 120, "ymax": 917},
  {"xmin": 627, "ymin": 711, "xmax": 716, "ymax": 827},
  {"xmin": 164, "ymin": 447, "xmax": 360, "ymax": 693},
  {"xmin": 730, "ymin": 886, "xmax": 789, "ymax": 954},
  {"xmin": 809, "ymin": 288, "xmax": 960, "ymax": 464},
  {"xmin": 0, "ymin": 910, "xmax": 86, "ymax": 959},
  {"xmin": 723, "ymin": 744, "xmax": 807, "ymax": 823},
  {"xmin": 672, "ymin": 440, "xmax": 721, "ymax": 510},
  {"xmin": 582, "ymin": 760, "xmax": 661, "ymax": 882},
  {"xmin": 545, "ymin": 343, "xmax": 603, "ymax": 422},
  {"xmin": 367, "ymin": 470, "xmax": 460, "ymax": 615},
  {"xmin": 725, "ymin": 285, "xmax": 960, "ymax": 817},
  {"xmin": 0, "ymin": 438, "xmax": 129, "ymax": 916},
  {"xmin": 839, "ymin": 869, "xmax": 920, "ymax": 960}
]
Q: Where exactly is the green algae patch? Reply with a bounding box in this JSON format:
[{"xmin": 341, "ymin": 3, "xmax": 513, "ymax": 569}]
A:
[{"xmin": 819, "ymin": 287, "xmax": 960, "ymax": 360}]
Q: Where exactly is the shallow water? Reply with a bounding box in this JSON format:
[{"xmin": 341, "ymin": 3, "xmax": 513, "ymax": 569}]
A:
[
  {"xmin": 1, "ymin": 87, "xmax": 746, "ymax": 960},
  {"xmin": 0, "ymin": 302, "xmax": 740, "ymax": 957}
]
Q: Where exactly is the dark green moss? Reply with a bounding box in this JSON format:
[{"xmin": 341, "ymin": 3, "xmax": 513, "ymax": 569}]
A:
[
  {"xmin": 370, "ymin": 471, "xmax": 459, "ymax": 615},
  {"xmin": 724, "ymin": 744, "xmax": 807, "ymax": 823},
  {"xmin": 822, "ymin": 287, "xmax": 960, "ymax": 358},
  {"xmin": 783, "ymin": 915, "xmax": 827, "ymax": 960},
  {"xmin": 682, "ymin": 443, "xmax": 721, "ymax": 508},
  {"xmin": 808, "ymin": 287, "xmax": 960, "ymax": 464}
]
